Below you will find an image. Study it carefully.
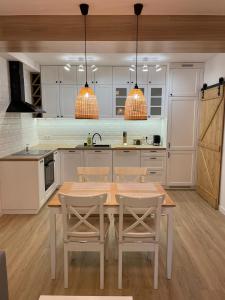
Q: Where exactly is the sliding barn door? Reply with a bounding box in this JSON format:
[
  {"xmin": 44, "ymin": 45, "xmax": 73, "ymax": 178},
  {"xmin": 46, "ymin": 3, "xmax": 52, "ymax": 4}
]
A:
[{"xmin": 197, "ymin": 85, "xmax": 225, "ymax": 208}]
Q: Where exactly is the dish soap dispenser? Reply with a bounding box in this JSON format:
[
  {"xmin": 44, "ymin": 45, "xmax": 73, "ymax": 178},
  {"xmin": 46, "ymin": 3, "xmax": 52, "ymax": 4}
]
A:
[{"xmin": 87, "ymin": 133, "xmax": 92, "ymax": 146}]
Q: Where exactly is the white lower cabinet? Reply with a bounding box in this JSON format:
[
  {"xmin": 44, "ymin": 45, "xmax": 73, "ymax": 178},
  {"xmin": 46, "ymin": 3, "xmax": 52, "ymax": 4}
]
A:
[
  {"xmin": 113, "ymin": 150, "xmax": 141, "ymax": 180},
  {"xmin": 83, "ymin": 150, "xmax": 113, "ymax": 180},
  {"xmin": 141, "ymin": 150, "xmax": 166, "ymax": 184},
  {"xmin": 166, "ymin": 151, "xmax": 196, "ymax": 186},
  {"xmin": 0, "ymin": 159, "xmax": 49, "ymax": 214},
  {"xmin": 60, "ymin": 150, "xmax": 83, "ymax": 182}
]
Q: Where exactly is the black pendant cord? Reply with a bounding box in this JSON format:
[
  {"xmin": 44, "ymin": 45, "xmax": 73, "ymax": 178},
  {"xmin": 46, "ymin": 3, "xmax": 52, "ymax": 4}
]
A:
[
  {"xmin": 84, "ymin": 14, "xmax": 88, "ymax": 88},
  {"xmin": 135, "ymin": 13, "xmax": 139, "ymax": 89}
]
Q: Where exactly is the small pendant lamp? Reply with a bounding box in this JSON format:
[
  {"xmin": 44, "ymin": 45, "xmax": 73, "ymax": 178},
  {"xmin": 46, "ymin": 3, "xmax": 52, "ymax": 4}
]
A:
[
  {"xmin": 75, "ymin": 3, "xmax": 99, "ymax": 119},
  {"xmin": 124, "ymin": 3, "xmax": 147, "ymax": 120}
]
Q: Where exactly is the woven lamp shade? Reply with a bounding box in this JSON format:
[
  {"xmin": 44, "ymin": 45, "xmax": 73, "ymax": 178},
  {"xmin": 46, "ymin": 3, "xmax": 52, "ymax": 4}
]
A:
[
  {"xmin": 124, "ymin": 88, "xmax": 147, "ymax": 120},
  {"xmin": 75, "ymin": 87, "xmax": 99, "ymax": 119}
]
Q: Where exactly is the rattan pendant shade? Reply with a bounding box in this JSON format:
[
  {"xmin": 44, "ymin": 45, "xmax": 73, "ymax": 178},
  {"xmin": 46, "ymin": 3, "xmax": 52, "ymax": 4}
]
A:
[
  {"xmin": 75, "ymin": 86, "xmax": 99, "ymax": 119},
  {"xmin": 74, "ymin": 3, "xmax": 99, "ymax": 119},
  {"xmin": 124, "ymin": 3, "xmax": 147, "ymax": 121},
  {"xmin": 124, "ymin": 88, "xmax": 147, "ymax": 120}
]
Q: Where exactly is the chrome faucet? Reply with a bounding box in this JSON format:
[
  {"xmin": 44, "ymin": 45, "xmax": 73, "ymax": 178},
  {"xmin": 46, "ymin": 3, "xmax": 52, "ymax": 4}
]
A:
[{"xmin": 92, "ymin": 133, "xmax": 102, "ymax": 145}]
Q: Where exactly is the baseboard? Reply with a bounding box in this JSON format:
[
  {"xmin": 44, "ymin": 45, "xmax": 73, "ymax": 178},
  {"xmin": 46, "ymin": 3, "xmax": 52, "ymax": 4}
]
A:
[{"xmin": 219, "ymin": 205, "xmax": 225, "ymax": 215}]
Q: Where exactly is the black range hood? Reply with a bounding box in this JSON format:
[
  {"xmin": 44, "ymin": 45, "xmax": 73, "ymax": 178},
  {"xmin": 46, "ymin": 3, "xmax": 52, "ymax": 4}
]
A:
[{"xmin": 6, "ymin": 61, "xmax": 45, "ymax": 113}]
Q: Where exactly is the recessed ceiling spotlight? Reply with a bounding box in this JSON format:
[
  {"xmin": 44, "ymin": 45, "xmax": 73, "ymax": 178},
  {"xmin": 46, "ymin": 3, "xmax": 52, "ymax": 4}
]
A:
[
  {"xmin": 142, "ymin": 65, "xmax": 148, "ymax": 72},
  {"xmin": 91, "ymin": 65, "xmax": 98, "ymax": 72},
  {"xmin": 64, "ymin": 65, "xmax": 71, "ymax": 71},
  {"xmin": 155, "ymin": 64, "xmax": 162, "ymax": 72},
  {"xmin": 129, "ymin": 65, "xmax": 135, "ymax": 72},
  {"xmin": 78, "ymin": 64, "xmax": 85, "ymax": 72}
]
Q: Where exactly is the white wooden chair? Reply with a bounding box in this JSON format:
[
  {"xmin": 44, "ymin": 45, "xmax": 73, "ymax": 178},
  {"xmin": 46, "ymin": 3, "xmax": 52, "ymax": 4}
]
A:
[
  {"xmin": 77, "ymin": 167, "xmax": 110, "ymax": 182},
  {"xmin": 114, "ymin": 167, "xmax": 148, "ymax": 182},
  {"xmin": 115, "ymin": 193, "xmax": 164, "ymax": 289},
  {"xmin": 59, "ymin": 193, "xmax": 109, "ymax": 289}
]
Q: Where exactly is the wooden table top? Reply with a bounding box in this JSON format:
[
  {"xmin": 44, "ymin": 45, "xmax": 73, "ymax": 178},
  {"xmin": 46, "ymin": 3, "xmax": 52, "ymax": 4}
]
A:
[
  {"xmin": 39, "ymin": 297, "xmax": 133, "ymax": 300},
  {"xmin": 48, "ymin": 182, "xmax": 175, "ymax": 208}
]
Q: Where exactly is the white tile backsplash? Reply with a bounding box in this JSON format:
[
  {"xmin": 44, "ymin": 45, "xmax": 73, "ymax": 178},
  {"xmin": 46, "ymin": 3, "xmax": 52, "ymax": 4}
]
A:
[
  {"xmin": 37, "ymin": 118, "xmax": 166, "ymax": 146},
  {"xmin": 0, "ymin": 57, "xmax": 38, "ymax": 158}
]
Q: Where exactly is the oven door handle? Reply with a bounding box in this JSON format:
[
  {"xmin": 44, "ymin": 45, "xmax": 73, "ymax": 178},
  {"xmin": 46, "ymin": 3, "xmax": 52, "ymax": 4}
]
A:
[{"xmin": 45, "ymin": 160, "xmax": 55, "ymax": 167}]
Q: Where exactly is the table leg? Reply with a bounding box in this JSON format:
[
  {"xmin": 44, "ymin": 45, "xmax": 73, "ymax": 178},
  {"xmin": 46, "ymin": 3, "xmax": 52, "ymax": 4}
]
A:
[
  {"xmin": 166, "ymin": 208, "xmax": 174, "ymax": 279},
  {"xmin": 50, "ymin": 209, "xmax": 56, "ymax": 279}
]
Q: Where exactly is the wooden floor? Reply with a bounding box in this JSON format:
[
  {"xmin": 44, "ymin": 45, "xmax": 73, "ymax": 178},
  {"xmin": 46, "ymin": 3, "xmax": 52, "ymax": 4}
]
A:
[{"xmin": 1, "ymin": 190, "xmax": 225, "ymax": 300}]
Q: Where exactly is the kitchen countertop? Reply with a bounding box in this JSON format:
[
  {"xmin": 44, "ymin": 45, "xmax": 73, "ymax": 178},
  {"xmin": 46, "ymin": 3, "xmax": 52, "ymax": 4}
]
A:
[{"xmin": 0, "ymin": 143, "xmax": 166, "ymax": 161}]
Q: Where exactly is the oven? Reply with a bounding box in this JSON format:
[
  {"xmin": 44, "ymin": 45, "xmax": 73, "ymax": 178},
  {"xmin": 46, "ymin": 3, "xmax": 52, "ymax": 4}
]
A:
[{"xmin": 44, "ymin": 153, "xmax": 55, "ymax": 191}]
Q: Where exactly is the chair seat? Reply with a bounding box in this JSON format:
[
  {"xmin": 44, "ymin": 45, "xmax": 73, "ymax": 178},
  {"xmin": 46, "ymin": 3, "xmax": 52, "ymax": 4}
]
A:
[{"xmin": 65, "ymin": 217, "xmax": 110, "ymax": 243}]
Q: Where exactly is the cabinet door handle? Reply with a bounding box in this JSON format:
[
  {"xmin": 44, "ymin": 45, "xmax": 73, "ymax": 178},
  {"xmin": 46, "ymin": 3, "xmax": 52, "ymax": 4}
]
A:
[
  {"xmin": 123, "ymin": 150, "xmax": 130, "ymax": 153},
  {"xmin": 170, "ymin": 93, "xmax": 172, "ymax": 96},
  {"xmin": 150, "ymin": 157, "xmax": 157, "ymax": 160},
  {"xmin": 96, "ymin": 81, "xmax": 98, "ymax": 84},
  {"xmin": 94, "ymin": 150, "xmax": 102, "ymax": 152},
  {"xmin": 40, "ymin": 159, "xmax": 44, "ymax": 163},
  {"xmin": 127, "ymin": 81, "xmax": 129, "ymax": 84},
  {"xmin": 57, "ymin": 115, "xmax": 59, "ymax": 118},
  {"xmin": 168, "ymin": 152, "xmax": 170, "ymax": 158},
  {"xmin": 149, "ymin": 171, "xmax": 157, "ymax": 174},
  {"xmin": 61, "ymin": 115, "xmax": 63, "ymax": 118},
  {"xmin": 69, "ymin": 150, "xmax": 76, "ymax": 152},
  {"xmin": 150, "ymin": 150, "xmax": 157, "ymax": 153},
  {"xmin": 149, "ymin": 81, "xmax": 151, "ymax": 84},
  {"xmin": 54, "ymin": 151, "xmax": 58, "ymax": 154},
  {"xmin": 168, "ymin": 142, "xmax": 170, "ymax": 149}
]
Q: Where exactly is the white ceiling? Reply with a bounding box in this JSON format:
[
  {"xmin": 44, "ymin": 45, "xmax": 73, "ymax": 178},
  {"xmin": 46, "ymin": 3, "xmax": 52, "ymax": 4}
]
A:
[
  {"xmin": 0, "ymin": 0, "xmax": 225, "ymax": 15},
  {"xmin": 23, "ymin": 53, "xmax": 215, "ymax": 66}
]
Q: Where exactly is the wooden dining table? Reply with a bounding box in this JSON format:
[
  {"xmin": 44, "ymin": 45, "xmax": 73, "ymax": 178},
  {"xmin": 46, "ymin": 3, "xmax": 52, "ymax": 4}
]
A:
[{"xmin": 48, "ymin": 182, "xmax": 176, "ymax": 281}]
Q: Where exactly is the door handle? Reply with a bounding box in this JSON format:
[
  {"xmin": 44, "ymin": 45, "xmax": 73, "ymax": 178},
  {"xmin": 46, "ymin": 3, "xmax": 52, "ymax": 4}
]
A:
[
  {"xmin": 123, "ymin": 150, "xmax": 130, "ymax": 152},
  {"xmin": 168, "ymin": 142, "xmax": 171, "ymax": 149},
  {"xmin": 168, "ymin": 152, "xmax": 170, "ymax": 158},
  {"xmin": 94, "ymin": 150, "xmax": 102, "ymax": 152}
]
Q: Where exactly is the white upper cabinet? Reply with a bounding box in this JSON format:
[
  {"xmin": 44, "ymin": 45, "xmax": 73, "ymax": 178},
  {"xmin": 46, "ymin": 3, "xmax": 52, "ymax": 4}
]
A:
[
  {"xmin": 130, "ymin": 67, "xmax": 149, "ymax": 85},
  {"xmin": 169, "ymin": 67, "xmax": 201, "ymax": 97},
  {"xmin": 167, "ymin": 98, "xmax": 197, "ymax": 150},
  {"xmin": 149, "ymin": 66, "xmax": 166, "ymax": 85},
  {"xmin": 58, "ymin": 66, "xmax": 76, "ymax": 84},
  {"xmin": 148, "ymin": 85, "xmax": 165, "ymax": 118},
  {"xmin": 42, "ymin": 85, "xmax": 60, "ymax": 118},
  {"xmin": 113, "ymin": 67, "xmax": 131, "ymax": 85},
  {"xmin": 95, "ymin": 85, "xmax": 113, "ymax": 118},
  {"xmin": 41, "ymin": 66, "xmax": 59, "ymax": 84},
  {"xmin": 76, "ymin": 66, "xmax": 94, "ymax": 85},
  {"xmin": 60, "ymin": 85, "xmax": 77, "ymax": 118},
  {"xmin": 94, "ymin": 67, "xmax": 112, "ymax": 85}
]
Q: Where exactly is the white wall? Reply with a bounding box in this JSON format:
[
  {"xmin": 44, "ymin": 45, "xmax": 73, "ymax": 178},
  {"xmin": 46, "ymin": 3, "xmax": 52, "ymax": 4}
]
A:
[
  {"xmin": 204, "ymin": 54, "xmax": 225, "ymax": 214},
  {"xmin": 0, "ymin": 57, "xmax": 38, "ymax": 158},
  {"xmin": 37, "ymin": 118, "xmax": 165, "ymax": 146}
]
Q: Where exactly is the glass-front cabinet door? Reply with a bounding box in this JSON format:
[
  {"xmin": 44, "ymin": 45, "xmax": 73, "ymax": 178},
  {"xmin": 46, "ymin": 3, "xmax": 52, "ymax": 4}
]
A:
[
  {"xmin": 113, "ymin": 85, "xmax": 148, "ymax": 118},
  {"xmin": 148, "ymin": 85, "xmax": 165, "ymax": 118}
]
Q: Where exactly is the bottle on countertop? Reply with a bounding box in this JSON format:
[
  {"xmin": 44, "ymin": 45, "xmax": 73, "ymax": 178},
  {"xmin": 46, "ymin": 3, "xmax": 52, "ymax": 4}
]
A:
[
  {"xmin": 87, "ymin": 133, "xmax": 92, "ymax": 146},
  {"xmin": 123, "ymin": 131, "xmax": 127, "ymax": 145}
]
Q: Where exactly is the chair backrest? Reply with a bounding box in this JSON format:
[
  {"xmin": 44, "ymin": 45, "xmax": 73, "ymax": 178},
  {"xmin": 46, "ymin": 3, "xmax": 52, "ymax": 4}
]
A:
[
  {"xmin": 116, "ymin": 193, "xmax": 164, "ymax": 242},
  {"xmin": 114, "ymin": 167, "xmax": 148, "ymax": 182},
  {"xmin": 77, "ymin": 167, "xmax": 110, "ymax": 182},
  {"xmin": 59, "ymin": 193, "xmax": 107, "ymax": 243}
]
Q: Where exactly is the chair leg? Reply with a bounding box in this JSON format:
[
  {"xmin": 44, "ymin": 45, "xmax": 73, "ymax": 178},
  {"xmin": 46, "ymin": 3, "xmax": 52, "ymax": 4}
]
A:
[
  {"xmin": 118, "ymin": 247, "xmax": 122, "ymax": 289},
  {"xmin": 154, "ymin": 245, "xmax": 159, "ymax": 289},
  {"xmin": 64, "ymin": 246, "xmax": 69, "ymax": 288},
  {"xmin": 100, "ymin": 247, "xmax": 104, "ymax": 289},
  {"xmin": 105, "ymin": 235, "xmax": 109, "ymax": 261}
]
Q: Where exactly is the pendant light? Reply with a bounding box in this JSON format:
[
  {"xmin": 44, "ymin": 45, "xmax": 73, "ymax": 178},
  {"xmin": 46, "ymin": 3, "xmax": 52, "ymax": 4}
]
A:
[
  {"xmin": 75, "ymin": 3, "xmax": 99, "ymax": 119},
  {"xmin": 124, "ymin": 3, "xmax": 147, "ymax": 120}
]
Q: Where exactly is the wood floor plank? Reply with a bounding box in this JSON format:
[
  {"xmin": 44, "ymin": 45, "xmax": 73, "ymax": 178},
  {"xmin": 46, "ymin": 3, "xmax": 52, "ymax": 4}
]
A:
[{"xmin": 1, "ymin": 190, "xmax": 225, "ymax": 300}]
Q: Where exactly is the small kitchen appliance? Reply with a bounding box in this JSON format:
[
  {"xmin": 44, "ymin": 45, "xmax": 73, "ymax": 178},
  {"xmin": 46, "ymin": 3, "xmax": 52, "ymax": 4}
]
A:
[{"xmin": 153, "ymin": 135, "xmax": 161, "ymax": 146}]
